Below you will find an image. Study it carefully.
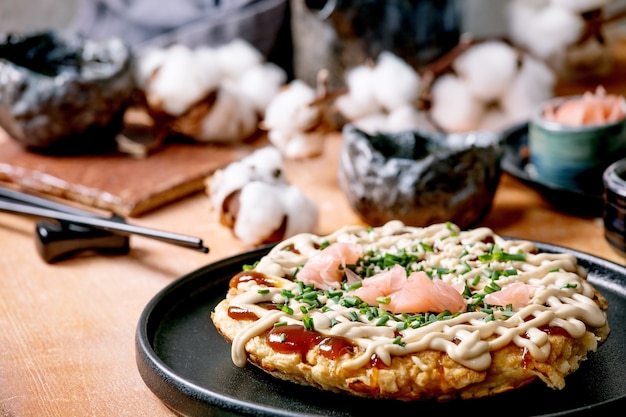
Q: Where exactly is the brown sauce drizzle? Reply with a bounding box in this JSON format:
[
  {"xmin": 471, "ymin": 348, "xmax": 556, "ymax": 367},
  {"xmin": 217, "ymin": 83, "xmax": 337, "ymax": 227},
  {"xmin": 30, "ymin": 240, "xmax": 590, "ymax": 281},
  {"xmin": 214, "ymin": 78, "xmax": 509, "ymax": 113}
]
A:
[
  {"xmin": 228, "ymin": 302, "xmax": 278, "ymax": 321},
  {"xmin": 369, "ymin": 353, "xmax": 387, "ymax": 369},
  {"xmin": 229, "ymin": 271, "xmax": 275, "ymax": 288},
  {"xmin": 228, "ymin": 306, "xmax": 259, "ymax": 321},
  {"xmin": 267, "ymin": 324, "xmax": 355, "ymax": 362},
  {"xmin": 539, "ymin": 325, "xmax": 571, "ymax": 338}
]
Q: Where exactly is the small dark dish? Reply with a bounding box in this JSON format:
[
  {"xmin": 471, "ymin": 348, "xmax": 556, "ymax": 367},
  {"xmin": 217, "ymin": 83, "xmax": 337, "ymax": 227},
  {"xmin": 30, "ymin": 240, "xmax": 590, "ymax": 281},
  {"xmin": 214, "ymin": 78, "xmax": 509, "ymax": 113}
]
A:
[
  {"xmin": 603, "ymin": 158, "xmax": 626, "ymax": 258},
  {"xmin": 501, "ymin": 122, "xmax": 603, "ymax": 217},
  {"xmin": 0, "ymin": 31, "xmax": 134, "ymax": 154},
  {"xmin": 338, "ymin": 124, "xmax": 502, "ymax": 229}
]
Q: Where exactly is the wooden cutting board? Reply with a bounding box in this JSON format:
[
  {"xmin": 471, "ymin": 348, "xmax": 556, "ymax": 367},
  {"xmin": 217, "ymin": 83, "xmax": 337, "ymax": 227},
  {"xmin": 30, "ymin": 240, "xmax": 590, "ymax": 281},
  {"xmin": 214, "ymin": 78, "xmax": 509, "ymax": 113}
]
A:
[{"xmin": 0, "ymin": 122, "xmax": 261, "ymax": 217}]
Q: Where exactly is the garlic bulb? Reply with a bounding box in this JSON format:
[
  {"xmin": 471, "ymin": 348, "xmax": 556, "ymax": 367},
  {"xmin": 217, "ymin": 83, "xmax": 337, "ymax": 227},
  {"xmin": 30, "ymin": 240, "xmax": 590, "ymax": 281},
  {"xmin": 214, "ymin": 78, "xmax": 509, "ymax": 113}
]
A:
[{"xmin": 206, "ymin": 146, "xmax": 318, "ymax": 245}]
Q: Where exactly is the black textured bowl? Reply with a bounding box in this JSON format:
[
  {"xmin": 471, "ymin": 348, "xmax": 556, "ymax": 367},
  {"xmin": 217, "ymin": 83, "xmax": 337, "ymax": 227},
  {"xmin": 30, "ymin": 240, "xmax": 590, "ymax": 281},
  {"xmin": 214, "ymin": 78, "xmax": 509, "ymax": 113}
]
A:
[
  {"xmin": 338, "ymin": 125, "xmax": 503, "ymax": 228},
  {"xmin": 603, "ymin": 158, "xmax": 626, "ymax": 258},
  {"xmin": 0, "ymin": 31, "xmax": 134, "ymax": 154}
]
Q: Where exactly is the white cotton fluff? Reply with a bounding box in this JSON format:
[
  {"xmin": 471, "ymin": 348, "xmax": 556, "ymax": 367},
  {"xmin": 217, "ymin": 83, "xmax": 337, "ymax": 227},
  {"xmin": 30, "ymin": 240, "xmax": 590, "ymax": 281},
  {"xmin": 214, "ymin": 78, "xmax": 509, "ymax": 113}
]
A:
[
  {"xmin": 263, "ymin": 80, "xmax": 319, "ymax": 133},
  {"xmin": 351, "ymin": 112, "xmax": 389, "ymax": 135},
  {"xmin": 280, "ymin": 184, "xmax": 319, "ymax": 238},
  {"xmin": 134, "ymin": 47, "xmax": 167, "ymax": 88},
  {"xmin": 232, "ymin": 181, "xmax": 318, "ymax": 245},
  {"xmin": 233, "ymin": 182, "xmax": 287, "ymax": 245},
  {"xmin": 138, "ymin": 45, "xmax": 223, "ymax": 117},
  {"xmin": 500, "ymin": 54, "xmax": 556, "ymax": 123},
  {"xmin": 143, "ymin": 45, "xmax": 206, "ymax": 116},
  {"xmin": 453, "ymin": 41, "xmax": 519, "ymax": 102},
  {"xmin": 208, "ymin": 146, "xmax": 287, "ymax": 211},
  {"xmin": 268, "ymin": 130, "xmax": 325, "ymax": 159},
  {"xmin": 508, "ymin": 1, "xmax": 585, "ymax": 61},
  {"xmin": 236, "ymin": 62, "xmax": 287, "ymax": 115},
  {"xmin": 207, "ymin": 146, "xmax": 318, "ymax": 245},
  {"xmin": 196, "ymin": 82, "xmax": 258, "ymax": 143},
  {"xmin": 430, "ymin": 74, "xmax": 484, "ymax": 132},
  {"xmin": 191, "ymin": 47, "xmax": 224, "ymax": 93},
  {"xmin": 263, "ymin": 80, "xmax": 325, "ymax": 159},
  {"xmin": 507, "ymin": 0, "xmax": 545, "ymax": 53},
  {"xmin": 386, "ymin": 105, "xmax": 433, "ymax": 133},
  {"xmin": 371, "ymin": 52, "xmax": 421, "ymax": 111},
  {"xmin": 215, "ymin": 39, "xmax": 265, "ymax": 81},
  {"xmin": 335, "ymin": 65, "xmax": 382, "ymax": 121},
  {"xmin": 551, "ymin": 0, "xmax": 611, "ymax": 13}
]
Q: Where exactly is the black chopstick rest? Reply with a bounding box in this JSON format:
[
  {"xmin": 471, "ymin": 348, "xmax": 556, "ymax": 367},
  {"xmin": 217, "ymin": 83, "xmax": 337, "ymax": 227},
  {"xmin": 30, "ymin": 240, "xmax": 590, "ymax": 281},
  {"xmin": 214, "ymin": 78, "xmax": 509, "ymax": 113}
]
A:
[{"xmin": 35, "ymin": 219, "xmax": 131, "ymax": 263}]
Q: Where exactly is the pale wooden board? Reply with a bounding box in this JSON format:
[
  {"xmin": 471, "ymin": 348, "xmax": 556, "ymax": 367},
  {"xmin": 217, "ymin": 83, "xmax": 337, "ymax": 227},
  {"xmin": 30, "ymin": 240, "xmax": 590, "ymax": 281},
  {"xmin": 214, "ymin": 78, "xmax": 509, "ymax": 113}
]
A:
[{"xmin": 0, "ymin": 126, "xmax": 259, "ymax": 217}]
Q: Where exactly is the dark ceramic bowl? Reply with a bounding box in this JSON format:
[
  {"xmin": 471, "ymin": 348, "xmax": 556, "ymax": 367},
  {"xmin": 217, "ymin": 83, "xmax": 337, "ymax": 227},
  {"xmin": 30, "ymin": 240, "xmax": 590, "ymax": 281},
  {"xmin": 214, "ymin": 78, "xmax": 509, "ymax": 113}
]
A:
[
  {"xmin": 338, "ymin": 124, "xmax": 503, "ymax": 229},
  {"xmin": 603, "ymin": 158, "xmax": 626, "ymax": 258},
  {"xmin": 0, "ymin": 31, "xmax": 135, "ymax": 154}
]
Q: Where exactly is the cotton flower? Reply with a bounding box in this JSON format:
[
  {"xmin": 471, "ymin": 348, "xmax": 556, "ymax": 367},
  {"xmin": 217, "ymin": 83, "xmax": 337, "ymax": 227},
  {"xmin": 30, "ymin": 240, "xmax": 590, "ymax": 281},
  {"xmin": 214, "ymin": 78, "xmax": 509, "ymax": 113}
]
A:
[
  {"xmin": 134, "ymin": 39, "xmax": 287, "ymax": 145},
  {"xmin": 207, "ymin": 146, "xmax": 287, "ymax": 212},
  {"xmin": 206, "ymin": 146, "xmax": 318, "ymax": 245},
  {"xmin": 371, "ymin": 51, "xmax": 421, "ymax": 111},
  {"xmin": 429, "ymin": 41, "xmax": 555, "ymax": 133},
  {"xmin": 138, "ymin": 44, "xmax": 222, "ymax": 116},
  {"xmin": 506, "ymin": 0, "xmax": 614, "ymax": 76},
  {"xmin": 263, "ymin": 78, "xmax": 328, "ymax": 159},
  {"xmin": 430, "ymin": 73, "xmax": 485, "ymax": 132},
  {"xmin": 335, "ymin": 52, "xmax": 426, "ymax": 134},
  {"xmin": 452, "ymin": 41, "xmax": 519, "ymax": 102}
]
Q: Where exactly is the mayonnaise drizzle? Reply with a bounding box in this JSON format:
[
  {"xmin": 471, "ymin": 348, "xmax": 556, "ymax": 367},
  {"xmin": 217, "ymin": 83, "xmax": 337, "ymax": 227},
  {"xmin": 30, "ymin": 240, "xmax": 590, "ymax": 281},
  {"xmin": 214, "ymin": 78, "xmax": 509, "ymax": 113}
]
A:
[{"xmin": 227, "ymin": 221, "xmax": 607, "ymax": 371}]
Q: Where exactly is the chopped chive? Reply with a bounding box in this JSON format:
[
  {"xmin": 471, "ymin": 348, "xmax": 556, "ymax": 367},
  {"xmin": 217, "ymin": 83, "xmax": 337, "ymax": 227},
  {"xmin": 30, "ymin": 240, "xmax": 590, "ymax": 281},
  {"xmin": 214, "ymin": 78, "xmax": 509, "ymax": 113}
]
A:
[
  {"xmin": 257, "ymin": 289, "xmax": 270, "ymax": 294},
  {"xmin": 393, "ymin": 336, "xmax": 407, "ymax": 347},
  {"xmin": 376, "ymin": 296, "xmax": 391, "ymax": 305}
]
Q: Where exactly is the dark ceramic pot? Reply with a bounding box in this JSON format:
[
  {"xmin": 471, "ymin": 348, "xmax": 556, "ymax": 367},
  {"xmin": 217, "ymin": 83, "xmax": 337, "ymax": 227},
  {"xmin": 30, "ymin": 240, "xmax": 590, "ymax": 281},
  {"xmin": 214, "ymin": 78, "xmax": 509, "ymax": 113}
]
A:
[
  {"xmin": 338, "ymin": 124, "xmax": 503, "ymax": 228},
  {"xmin": 603, "ymin": 158, "xmax": 626, "ymax": 257},
  {"xmin": 0, "ymin": 31, "xmax": 135, "ymax": 154}
]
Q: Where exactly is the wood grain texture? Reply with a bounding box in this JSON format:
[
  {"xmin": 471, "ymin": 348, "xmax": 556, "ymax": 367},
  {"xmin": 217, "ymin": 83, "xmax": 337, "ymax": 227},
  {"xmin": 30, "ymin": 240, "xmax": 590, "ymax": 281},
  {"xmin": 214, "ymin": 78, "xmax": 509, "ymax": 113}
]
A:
[{"xmin": 0, "ymin": 123, "xmax": 258, "ymax": 217}]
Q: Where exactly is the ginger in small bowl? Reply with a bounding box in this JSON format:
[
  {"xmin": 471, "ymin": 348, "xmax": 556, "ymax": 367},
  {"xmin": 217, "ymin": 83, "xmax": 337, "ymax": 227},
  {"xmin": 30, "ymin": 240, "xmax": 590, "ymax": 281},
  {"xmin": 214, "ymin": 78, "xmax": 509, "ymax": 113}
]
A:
[{"xmin": 528, "ymin": 87, "xmax": 626, "ymax": 194}]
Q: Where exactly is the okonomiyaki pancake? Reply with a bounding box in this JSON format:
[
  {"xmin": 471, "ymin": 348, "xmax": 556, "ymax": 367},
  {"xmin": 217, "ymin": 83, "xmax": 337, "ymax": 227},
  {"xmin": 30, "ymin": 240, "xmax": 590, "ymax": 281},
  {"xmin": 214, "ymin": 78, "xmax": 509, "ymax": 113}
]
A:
[{"xmin": 211, "ymin": 221, "xmax": 610, "ymax": 401}]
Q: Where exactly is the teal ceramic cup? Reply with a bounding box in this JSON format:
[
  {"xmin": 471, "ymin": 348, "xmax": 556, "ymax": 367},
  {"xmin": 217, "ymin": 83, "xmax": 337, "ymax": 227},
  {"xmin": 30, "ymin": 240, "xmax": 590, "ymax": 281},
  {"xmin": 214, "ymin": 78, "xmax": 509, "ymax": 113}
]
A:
[{"xmin": 528, "ymin": 96, "xmax": 626, "ymax": 194}]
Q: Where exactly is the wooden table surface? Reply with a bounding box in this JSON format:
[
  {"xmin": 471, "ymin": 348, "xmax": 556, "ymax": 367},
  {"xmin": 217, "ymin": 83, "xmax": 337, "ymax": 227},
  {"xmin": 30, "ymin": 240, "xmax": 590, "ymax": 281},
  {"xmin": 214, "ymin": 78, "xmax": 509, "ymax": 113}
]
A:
[{"xmin": 3, "ymin": 38, "xmax": 626, "ymax": 416}]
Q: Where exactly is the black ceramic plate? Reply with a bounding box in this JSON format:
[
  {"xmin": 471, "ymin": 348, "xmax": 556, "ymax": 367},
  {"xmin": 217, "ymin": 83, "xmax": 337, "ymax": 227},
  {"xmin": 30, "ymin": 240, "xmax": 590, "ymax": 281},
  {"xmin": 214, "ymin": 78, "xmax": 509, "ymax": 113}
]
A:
[
  {"xmin": 136, "ymin": 243, "xmax": 626, "ymax": 417},
  {"xmin": 501, "ymin": 123, "xmax": 603, "ymax": 217}
]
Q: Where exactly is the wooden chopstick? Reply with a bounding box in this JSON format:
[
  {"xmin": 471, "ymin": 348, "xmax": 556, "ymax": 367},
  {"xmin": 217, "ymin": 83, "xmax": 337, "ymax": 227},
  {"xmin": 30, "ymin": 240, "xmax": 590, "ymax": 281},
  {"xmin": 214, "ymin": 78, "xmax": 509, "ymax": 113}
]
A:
[{"xmin": 0, "ymin": 190, "xmax": 209, "ymax": 253}]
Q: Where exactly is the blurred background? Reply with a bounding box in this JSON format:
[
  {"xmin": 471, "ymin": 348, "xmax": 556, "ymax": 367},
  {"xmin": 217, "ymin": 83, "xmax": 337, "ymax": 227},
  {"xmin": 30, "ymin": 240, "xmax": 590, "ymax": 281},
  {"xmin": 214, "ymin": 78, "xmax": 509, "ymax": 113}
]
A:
[{"xmin": 1, "ymin": 0, "xmax": 507, "ymax": 37}]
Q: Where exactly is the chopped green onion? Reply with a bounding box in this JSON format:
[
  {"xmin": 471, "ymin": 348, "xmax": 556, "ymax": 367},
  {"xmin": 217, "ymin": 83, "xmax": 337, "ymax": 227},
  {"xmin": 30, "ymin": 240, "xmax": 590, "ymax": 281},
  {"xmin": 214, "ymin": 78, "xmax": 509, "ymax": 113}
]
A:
[{"xmin": 376, "ymin": 296, "xmax": 391, "ymax": 305}]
